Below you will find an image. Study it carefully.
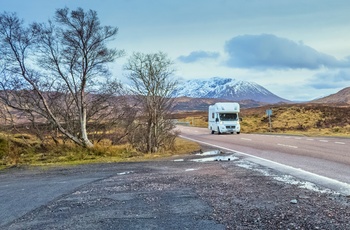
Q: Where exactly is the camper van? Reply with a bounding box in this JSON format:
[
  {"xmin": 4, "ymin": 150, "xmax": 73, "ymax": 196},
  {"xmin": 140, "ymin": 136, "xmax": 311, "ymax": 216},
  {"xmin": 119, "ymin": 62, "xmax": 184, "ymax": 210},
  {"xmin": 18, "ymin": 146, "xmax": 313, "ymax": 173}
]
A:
[{"xmin": 208, "ymin": 102, "xmax": 241, "ymax": 134}]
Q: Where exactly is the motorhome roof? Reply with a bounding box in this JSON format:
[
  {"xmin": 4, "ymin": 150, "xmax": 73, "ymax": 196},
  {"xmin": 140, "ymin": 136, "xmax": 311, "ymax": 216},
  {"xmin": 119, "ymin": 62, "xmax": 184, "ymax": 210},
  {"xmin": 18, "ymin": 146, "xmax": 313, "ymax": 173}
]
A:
[{"xmin": 212, "ymin": 102, "xmax": 240, "ymax": 112}]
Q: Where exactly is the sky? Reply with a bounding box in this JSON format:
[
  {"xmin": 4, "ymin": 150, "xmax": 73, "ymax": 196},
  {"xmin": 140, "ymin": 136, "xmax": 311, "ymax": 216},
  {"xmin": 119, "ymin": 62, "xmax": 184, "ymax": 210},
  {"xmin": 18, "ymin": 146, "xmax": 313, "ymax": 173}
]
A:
[{"xmin": 1, "ymin": 0, "xmax": 350, "ymax": 101}]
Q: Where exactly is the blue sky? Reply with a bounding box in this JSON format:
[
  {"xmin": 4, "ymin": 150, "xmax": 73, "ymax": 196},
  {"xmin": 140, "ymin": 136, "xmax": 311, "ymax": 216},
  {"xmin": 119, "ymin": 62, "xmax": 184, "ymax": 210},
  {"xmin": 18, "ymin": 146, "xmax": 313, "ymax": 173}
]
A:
[{"xmin": 2, "ymin": 0, "xmax": 350, "ymax": 101}]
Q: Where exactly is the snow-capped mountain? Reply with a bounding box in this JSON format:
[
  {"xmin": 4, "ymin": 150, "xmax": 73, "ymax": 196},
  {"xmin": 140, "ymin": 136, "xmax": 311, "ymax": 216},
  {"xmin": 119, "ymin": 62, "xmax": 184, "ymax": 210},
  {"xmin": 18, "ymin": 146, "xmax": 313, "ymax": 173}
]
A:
[{"xmin": 173, "ymin": 77, "xmax": 289, "ymax": 103}]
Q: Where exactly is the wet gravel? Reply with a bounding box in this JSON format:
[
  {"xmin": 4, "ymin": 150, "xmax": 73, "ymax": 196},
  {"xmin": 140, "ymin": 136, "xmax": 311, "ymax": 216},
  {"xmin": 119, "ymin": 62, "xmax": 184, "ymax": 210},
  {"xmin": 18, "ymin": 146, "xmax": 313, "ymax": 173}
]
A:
[{"xmin": 1, "ymin": 149, "xmax": 350, "ymax": 229}]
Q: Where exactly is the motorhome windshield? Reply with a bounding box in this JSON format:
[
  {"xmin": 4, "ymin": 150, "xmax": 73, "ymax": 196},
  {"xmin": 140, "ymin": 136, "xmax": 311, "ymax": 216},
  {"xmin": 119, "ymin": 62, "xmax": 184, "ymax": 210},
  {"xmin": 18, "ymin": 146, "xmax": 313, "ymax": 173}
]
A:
[{"xmin": 219, "ymin": 113, "xmax": 238, "ymax": 121}]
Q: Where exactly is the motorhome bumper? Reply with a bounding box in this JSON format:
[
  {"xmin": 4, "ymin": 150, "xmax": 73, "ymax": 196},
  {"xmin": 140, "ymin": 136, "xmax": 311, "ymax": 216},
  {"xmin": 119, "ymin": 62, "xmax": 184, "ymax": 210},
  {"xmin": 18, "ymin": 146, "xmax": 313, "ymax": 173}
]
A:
[{"xmin": 220, "ymin": 125, "xmax": 240, "ymax": 133}]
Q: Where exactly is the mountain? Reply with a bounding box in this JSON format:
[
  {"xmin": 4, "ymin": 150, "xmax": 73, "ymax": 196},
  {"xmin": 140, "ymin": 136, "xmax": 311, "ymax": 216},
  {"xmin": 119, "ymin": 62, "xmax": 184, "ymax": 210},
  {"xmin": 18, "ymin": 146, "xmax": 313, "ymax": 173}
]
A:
[
  {"xmin": 173, "ymin": 77, "xmax": 289, "ymax": 104},
  {"xmin": 172, "ymin": 97, "xmax": 266, "ymax": 111},
  {"xmin": 312, "ymin": 87, "xmax": 350, "ymax": 105}
]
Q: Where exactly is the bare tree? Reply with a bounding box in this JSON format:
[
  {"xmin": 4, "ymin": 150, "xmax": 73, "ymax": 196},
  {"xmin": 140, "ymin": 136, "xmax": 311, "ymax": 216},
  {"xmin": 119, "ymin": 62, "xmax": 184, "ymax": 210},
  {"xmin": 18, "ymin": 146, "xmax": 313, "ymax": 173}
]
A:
[
  {"xmin": 0, "ymin": 8, "xmax": 124, "ymax": 148},
  {"xmin": 124, "ymin": 52, "xmax": 178, "ymax": 153}
]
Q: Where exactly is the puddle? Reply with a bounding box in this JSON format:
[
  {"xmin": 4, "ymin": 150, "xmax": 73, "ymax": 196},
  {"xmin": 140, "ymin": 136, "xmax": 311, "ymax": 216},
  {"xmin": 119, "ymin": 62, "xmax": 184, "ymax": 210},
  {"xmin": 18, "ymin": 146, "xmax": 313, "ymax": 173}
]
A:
[
  {"xmin": 195, "ymin": 150, "xmax": 222, "ymax": 156},
  {"xmin": 190, "ymin": 154, "xmax": 238, "ymax": 162},
  {"xmin": 173, "ymin": 159, "xmax": 184, "ymax": 162},
  {"xmin": 117, "ymin": 171, "xmax": 133, "ymax": 175},
  {"xmin": 185, "ymin": 168, "xmax": 200, "ymax": 171}
]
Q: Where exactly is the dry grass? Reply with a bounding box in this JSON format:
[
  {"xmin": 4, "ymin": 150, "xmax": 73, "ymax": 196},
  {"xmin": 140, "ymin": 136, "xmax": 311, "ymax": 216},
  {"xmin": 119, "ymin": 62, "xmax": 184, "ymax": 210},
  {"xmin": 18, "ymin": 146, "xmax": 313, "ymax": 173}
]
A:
[
  {"xmin": 0, "ymin": 133, "xmax": 200, "ymax": 169},
  {"xmin": 174, "ymin": 104, "xmax": 350, "ymax": 137},
  {"xmin": 177, "ymin": 116, "xmax": 208, "ymax": 128}
]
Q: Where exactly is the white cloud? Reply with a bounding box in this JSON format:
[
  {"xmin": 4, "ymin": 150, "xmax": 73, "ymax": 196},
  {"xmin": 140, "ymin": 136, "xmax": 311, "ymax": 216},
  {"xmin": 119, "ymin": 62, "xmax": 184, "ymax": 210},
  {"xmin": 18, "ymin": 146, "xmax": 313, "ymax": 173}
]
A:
[
  {"xmin": 224, "ymin": 34, "xmax": 350, "ymax": 70},
  {"xmin": 307, "ymin": 70, "xmax": 350, "ymax": 89},
  {"xmin": 177, "ymin": 51, "xmax": 220, "ymax": 63}
]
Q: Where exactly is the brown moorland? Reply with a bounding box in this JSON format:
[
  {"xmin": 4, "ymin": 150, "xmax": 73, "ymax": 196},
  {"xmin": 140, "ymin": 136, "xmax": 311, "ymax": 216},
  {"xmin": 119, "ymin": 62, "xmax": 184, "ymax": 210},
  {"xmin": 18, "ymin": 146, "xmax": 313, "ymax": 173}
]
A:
[{"xmin": 175, "ymin": 103, "xmax": 350, "ymax": 136}]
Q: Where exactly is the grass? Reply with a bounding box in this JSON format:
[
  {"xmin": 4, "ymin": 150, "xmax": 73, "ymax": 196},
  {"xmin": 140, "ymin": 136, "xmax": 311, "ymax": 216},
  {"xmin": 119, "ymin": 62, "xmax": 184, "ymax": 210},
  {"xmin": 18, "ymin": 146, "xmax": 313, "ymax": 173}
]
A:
[
  {"xmin": 0, "ymin": 134, "xmax": 201, "ymax": 170},
  {"xmin": 178, "ymin": 116, "xmax": 208, "ymax": 128},
  {"xmin": 175, "ymin": 104, "xmax": 350, "ymax": 137}
]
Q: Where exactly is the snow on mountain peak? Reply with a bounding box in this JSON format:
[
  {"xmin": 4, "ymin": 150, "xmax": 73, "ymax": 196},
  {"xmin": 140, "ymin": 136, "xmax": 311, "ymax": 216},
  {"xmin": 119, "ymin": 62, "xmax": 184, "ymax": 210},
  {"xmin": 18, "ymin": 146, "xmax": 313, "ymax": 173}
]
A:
[{"xmin": 173, "ymin": 77, "xmax": 288, "ymax": 103}]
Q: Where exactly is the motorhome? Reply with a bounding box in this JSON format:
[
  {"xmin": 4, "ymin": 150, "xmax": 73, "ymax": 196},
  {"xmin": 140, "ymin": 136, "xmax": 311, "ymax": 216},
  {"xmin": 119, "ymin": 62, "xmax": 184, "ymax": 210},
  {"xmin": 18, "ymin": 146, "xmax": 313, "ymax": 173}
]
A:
[{"xmin": 208, "ymin": 102, "xmax": 241, "ymax": 134}]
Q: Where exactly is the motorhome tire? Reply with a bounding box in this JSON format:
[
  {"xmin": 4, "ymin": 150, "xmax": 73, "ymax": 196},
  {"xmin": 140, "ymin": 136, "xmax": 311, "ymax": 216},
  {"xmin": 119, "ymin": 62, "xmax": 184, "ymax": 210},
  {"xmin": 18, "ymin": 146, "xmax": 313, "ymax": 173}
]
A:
[
  {"xmin": 237, "ymin": 132, "xmax": 240, "ymax": 134},
  {"xmin": 218, "ymin": 128, "xmax": 221, "ymax": 135}
]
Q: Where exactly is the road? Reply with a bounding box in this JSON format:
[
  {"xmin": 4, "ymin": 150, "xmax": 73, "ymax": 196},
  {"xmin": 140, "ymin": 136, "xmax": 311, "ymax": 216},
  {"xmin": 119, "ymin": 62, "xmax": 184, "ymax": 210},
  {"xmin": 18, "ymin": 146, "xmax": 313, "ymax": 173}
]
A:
[
  {"xmin": 177, "ymin": 126, "xmax": 350, "ymax": 194},
  {"xmin": 0, "ymin": 162, "xmax": 228, "ymax": 229}
]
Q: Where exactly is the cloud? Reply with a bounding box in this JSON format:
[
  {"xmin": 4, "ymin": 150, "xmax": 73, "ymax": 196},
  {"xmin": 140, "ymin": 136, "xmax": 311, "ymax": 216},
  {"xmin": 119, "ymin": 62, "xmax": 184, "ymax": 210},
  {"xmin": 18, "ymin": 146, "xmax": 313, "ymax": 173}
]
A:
[
  {"xmin": 224, "ymin": 34, "xmax": 350, "ymax": 69},
  {"xmin": 308, "ymin": 70, "xmax": 350, "ymax": 89},
  {"xmin": 177, "ymin": 51, "xmax": 220, "ymax": 63}
]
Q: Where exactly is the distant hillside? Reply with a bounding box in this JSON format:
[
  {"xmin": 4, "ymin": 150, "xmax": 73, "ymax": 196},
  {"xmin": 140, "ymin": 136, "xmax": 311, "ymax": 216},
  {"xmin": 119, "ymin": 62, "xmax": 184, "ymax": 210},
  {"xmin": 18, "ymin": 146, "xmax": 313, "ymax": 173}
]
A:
[
  {"xmin": 312, "ymin": 87, "xmax": 350, "ymax": 105},
  {"xmin": 173, "ymin": 77, "xmax": 289, "ymax": 104},
  {"xmin": 172, "ymin": 97, "xmax": 266, "ymax": 111},
  {"xmin": 174, "ymin": 103, "xmax": 350, "ymax": 136}
]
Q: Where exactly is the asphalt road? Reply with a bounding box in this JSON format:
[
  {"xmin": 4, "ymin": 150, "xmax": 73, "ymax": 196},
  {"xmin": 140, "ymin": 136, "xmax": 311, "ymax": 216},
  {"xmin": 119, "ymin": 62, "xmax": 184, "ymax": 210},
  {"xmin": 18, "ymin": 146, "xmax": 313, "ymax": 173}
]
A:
[
  {"xmin": 0, "ymin": 165, "xmax": 115, "ymax": 228},
  {"xmin": 177, "ymin": 126, "xmax": 350, "ymax": 194},
  {"xmin": 0, "ymin": 162, "xmax": 229, "ymax": 229}
]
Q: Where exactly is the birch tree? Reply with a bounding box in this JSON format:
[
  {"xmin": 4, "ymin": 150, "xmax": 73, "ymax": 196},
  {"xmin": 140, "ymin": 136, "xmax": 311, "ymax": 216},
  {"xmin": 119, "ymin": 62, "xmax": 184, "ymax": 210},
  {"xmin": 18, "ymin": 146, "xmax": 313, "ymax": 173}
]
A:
[
  {"xmin": 124, "ymin": 52, "xmax": 178, "ymax": 153},
  {"xmin": 0, "ymin": 8, "xmax": 124, "ymax": 148}
]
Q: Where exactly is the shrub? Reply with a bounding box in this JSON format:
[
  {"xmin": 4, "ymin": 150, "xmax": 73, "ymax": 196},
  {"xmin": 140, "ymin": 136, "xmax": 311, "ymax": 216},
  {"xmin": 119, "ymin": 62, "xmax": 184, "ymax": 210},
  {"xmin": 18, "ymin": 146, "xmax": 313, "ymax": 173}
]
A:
[{"xmin": 0, "ymin": 137, "xmax": 7, "ymax": 160}]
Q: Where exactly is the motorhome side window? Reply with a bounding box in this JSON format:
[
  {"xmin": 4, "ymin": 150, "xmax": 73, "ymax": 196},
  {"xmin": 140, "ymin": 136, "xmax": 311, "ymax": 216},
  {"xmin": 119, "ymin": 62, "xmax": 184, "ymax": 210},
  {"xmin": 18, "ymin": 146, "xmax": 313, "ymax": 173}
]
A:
[{"xmin": 212, "ymin": 113, "xmax": 215, "ymax": 119}]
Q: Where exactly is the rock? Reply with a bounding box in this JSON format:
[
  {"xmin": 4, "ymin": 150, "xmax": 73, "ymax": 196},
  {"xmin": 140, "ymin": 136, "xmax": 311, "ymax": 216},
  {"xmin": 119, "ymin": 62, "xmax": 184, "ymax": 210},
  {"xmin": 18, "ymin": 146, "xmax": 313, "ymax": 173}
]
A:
[{"xmin": 290, "ymin": 199, "xmax": 298, "ymax": 204}]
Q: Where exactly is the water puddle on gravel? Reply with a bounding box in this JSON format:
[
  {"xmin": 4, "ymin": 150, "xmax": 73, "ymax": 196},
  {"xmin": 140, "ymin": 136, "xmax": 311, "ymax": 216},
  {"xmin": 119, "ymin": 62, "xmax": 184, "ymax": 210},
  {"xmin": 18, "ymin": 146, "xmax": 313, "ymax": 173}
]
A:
[
  {"xmin": 117, "ymin": 171, "xmax": 133, "ymax": 175},
  {"xmin": 192, "ymin": 150, "xmax": 238, "ymax": 162},
  {"xmin": 195, "ymin": 150, "xmax": 222, "ymax": 156},
  {"xmin": 173, "ymin": 150, "xmax": 238, "ymax": 162},
  {"xmin": 190, "ymin": 154, "xmax": 238, "ymax": 162},
  {"xmin": 173, "ymin": 159, "xmax": 184, "ymax": 162}
]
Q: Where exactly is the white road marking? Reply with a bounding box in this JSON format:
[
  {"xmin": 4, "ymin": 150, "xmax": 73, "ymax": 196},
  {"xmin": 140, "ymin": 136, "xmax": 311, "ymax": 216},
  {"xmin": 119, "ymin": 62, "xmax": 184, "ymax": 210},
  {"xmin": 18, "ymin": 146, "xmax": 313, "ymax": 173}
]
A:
[
  {"xmin": 277, "ymin": 143, "xmax": 298, "ymax": 149},
  {"xmin": 179, "ymin": 135, "xmax": 350, "ymax": 195},
  {"xmin": 241, "ymin": 138, "xmax": 252, "ymax": 141},
  {"xmin": 335, "ymin": 142, "xmax": 346, "ymax": 145},
  {"xmin": 294, "ymin": 137, "xmax": 302, "ymax": 140},
  {"xmin": 319, "ymin": 140, "xmax": 329, "ymax": 143},
  {"xmin": 306, "ymin": 139, "xmax": 314, "ymax": 141}
]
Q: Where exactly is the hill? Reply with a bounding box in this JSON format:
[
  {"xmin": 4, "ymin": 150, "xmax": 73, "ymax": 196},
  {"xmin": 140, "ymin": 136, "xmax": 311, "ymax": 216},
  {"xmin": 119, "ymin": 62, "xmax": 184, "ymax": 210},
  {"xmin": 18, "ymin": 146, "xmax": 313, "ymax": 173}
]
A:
[
  {"xmin": 312, "ymin": 87, "xmax": 350, "ymax": 105},
  {"xmin": 172, "ymin": 97, "xmax": 266, "ymax": 111},
  {"xmin": 174, "ymin": 103, "xmax": 350, "ymax": 136}
]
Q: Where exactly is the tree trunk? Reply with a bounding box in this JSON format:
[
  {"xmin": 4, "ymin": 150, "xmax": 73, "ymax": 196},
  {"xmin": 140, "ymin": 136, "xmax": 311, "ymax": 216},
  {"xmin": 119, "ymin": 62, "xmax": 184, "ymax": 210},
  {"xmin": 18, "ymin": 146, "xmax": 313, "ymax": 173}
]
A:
[
  {"xmin": 147, "ymin": 119, "xmax": 153, "ymax": 153},
  {"xmin": 80, "ymin": 112, "xmax": 93, "ymax": 148}
]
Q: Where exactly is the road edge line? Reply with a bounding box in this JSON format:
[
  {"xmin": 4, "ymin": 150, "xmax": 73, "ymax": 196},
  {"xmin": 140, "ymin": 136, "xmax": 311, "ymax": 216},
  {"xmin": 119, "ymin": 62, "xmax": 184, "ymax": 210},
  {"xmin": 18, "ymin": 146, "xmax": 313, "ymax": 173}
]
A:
[{"xmin": 179, "ymin": 135, "xmax": 350, "ymax": 195}]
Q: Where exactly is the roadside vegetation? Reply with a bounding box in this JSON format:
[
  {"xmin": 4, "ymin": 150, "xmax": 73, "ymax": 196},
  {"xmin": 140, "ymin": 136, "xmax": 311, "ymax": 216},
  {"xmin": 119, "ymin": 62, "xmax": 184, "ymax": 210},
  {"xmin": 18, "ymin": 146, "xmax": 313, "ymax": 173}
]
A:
[
  {"xmin": 0, "ymin": 133, "xmax": 200, "ymax": 170},
  {"xmin": 176, "ymin": 104, "xmax": 350, "ymax": 137}
]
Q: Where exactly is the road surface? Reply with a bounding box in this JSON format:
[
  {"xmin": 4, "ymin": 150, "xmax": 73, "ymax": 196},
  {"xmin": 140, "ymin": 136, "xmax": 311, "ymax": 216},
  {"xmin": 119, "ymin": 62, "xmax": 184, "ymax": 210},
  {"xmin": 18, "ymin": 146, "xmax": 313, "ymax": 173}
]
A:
[{"xmin": 177, "ymin": 126, "xmax": 350, "ymax": 194}]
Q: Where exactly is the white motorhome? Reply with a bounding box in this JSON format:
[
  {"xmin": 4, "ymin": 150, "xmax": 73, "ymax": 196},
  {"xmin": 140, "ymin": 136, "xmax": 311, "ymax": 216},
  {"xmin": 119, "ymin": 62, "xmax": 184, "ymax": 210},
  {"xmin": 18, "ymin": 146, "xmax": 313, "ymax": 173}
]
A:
[{"xmin": 208, "ymin": 102, "xmax": 241, "ymax": 134}]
